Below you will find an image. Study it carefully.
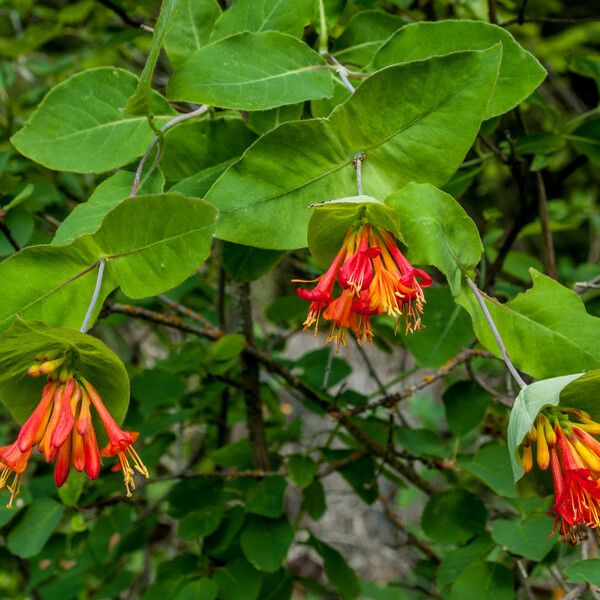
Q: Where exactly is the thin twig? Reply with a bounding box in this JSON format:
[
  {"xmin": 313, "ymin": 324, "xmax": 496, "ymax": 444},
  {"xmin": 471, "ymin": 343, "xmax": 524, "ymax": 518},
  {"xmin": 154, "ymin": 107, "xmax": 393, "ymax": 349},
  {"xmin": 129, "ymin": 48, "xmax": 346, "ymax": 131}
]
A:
[
  {"xmin": 535, "ymin": 171, "xmax": 557, "ymax": 279},
  {"xmin": 95, "ymin": 0, "xmax": 145, "ymax": 28},
  {"xmin": 80, "ymin": 259, "xmax": 106, "ymax": 333},
  {"xmin": 0, "ymin": 220, "xmax": 21, "ymax": 252},
  {"xmin": 157, "ymin": 294, "xmax": 218, "ymax": 333},
  {"xmin": 466, "ymin": 277, "xmax": 527, "ymax": 389},
  {"xmin": 325, "ymin": 53, "xmax": 356, "ymax": 94},
  {"xmin": 502, "ymin": 15, "xmax": 600, "ymax": 26},
  {"xmin": 130, "ymin": 104, "xmax": 209, "ymax": 197},
  {"xmin": 488, "ymin": 0, "xmax": 497, "ymax": 23},
  {"xmin": 317, "ymin": 0, "xmax": 328, "ymax": 55}
]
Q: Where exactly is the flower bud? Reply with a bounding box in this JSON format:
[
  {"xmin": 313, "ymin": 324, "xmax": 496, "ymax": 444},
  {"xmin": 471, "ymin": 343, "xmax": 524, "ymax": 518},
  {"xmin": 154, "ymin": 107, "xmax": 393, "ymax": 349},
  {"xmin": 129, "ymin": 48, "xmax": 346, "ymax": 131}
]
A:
[
  {"xmin": 536, "ymin": 416, "xmax": 550, "ymax": 470},
  {"xmin": 522, "ymin": 443, "xmax": 533, "ymax": 473}
]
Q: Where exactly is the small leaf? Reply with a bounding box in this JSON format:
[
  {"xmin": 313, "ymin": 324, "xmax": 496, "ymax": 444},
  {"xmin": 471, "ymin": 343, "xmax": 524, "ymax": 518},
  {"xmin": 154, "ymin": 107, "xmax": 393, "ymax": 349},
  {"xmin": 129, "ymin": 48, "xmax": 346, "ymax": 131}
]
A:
[
  {"xmin": 461, "ymin": 443, "xmax": 517, "ymax": 498},
  {"xmin": 422, "ymin": 490, "xmax": 487, "ymax": 544},
  {"xmin": 0, "ymin": 319, "xmax": 130, "ymax": 425},
  {"xmin": 7, "ymin": 498, "xmax": 64, "ymax": 558},
  {"xmin": 240, "ymin": 515, "xmax": 294, "ymax": 573},
  {"xmin": 10, "ymin": 68, "xmax": 173, "ymax": 173},
  {"xmin": 245, "ymin": 477, "xmax": 287, "ymax": 518},
  {"xmin": 564, "ymin": 559, "xmax": 600, "ymax": 586},
  {"xmin": 167, "ymin": 31, "xmax": 334, "ymax": 111},
  {"xmin": 450, "ymin": 561, "xmax": 514, "ymax": 600},
  {"xmin": 437, "ymin": 534, "xmax": 496, "ymax": 590},
  {"xmin": 491, "ymin": 514, "xmax": 556, "ymax": 561},
  {"xmin": 287, "ymin": 455, "xmax": 317, "ymax": 489},
  {"xmin": 213, "ymin": 558, "xmax": 262, "ymax": 600},
  {"xmin": 175, "ymin": 579, "xmax": 218, "ymax": 600},
  {"xmin": 371, "ymin": 20, "xmax": 545, "ymax": 118},
  {"xmin": 443, "ymin": 381, "xmax": 491, "ymax": 438}
]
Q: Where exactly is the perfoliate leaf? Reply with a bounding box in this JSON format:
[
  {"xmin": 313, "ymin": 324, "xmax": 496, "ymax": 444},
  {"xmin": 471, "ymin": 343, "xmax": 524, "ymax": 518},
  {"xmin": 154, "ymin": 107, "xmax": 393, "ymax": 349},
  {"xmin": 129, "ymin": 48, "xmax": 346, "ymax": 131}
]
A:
[
  {"xmin": 206, "ymin": 47, "xmax": 501, "ymax": 249},
  {"xmin": 0, "ymin": 194, "xmax": 217, "ymax": 332},
  {"xmin": 386, "ymin": 183, "xmax": 484, "ymax": 294},
  {"xmin": 0, "ymin": 318, "xmax": 129, "ymax": 425},
  {"xmin": 371, "ymin": 20, "xmax": 546, "ymax": 118},
  {"xmin": 10, "ymin": 68, "xmax": 173, "ymax": 173},
  {"xmin": 167, "ymin": 31, "xmax": 334, "ymax": 110}
]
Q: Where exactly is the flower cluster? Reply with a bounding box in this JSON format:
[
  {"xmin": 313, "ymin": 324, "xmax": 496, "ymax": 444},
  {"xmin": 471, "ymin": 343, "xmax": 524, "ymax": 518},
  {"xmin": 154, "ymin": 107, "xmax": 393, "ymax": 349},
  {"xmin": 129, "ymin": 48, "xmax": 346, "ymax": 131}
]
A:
[
  {"xmin": 521, "ymin": 408, "xmax": 600, "ymax": 543},
  {"xmin": 295, "ymin": 222, "xmax": 432, "ymax": 347},
  {"xmin": 0, "ymin": 355, "xmax": 148, "ymax": 507}
]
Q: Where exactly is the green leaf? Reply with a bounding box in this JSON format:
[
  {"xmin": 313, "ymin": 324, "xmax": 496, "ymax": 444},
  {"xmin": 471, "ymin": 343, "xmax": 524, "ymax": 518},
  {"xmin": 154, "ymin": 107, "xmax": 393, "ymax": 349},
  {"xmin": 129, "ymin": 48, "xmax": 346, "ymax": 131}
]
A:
[
  {"xmin": 0, "ymin": 319, "xmax": 130, "ymax": 425},
  {"xmin": 161, "ymin": 116, "xmax": 257, "ymax": 182},
  {"xmin": 167, "ymin": 31, "xmax": 334, "ymax": 110},
  {"xmin": 246, "ymin": 103, "xmax": 303, "ymax": 135},
  {"xmin": 450, "ymin": 561, "xmax": 514, "ymax": 600},
  {"xmin": 210, "ymin": 334, "xmax": 246, "ymax": 362},
  {"xmin": 332, "ymin": 10, "xmax": 406, "ymax": 67},
  {"xmin": 178, "ymin": 507, "xmax": 223, "ymax": 540},
  {"xmin": 405, "ymin": 287, "xmax": 474, "ymax": 368},
  {"xmin": 396, "ymin": 428, "xmax": 450, "ymax": 459},
  {"xmin": 207, "ymin": 47, "xmax": 501, "ymax": 249},
  {"xmin": 302, "ymin": 477, "xmax": 326, "ymax": 520},
  {"xmin": 458, "ymin": 270, "xmax": 600, "ymax": 379},
  {"xmin": 0, "ymin": 193, "xmax": 217, "ymax": 331},
  {"xmin": 213, "ymin": 558, "xmax": 262, "ymax": 600},
  {"xmin": 222, "ymin": 243, "xmax": 285, "ymax": 282},
  {"xmin": 175, "ymin": 579, "xmax": 218, "ymax": 600},
  {"xmin": 124, "ymin": 0, "xmax": 180, "ymax": 115},
  {"xmin": 371, "ymin": 20, "xmax": 545, "ymax": 119},
  {"xmin": 385, "ymin": 183, "xmax": 483, "ymax": 294},
  {"xmin": 57, "ymin": 471, "xmax": 85, "ymax": 507},
  {"xmin": 437, "ymin": 534, "xmax": 496, "ymax": 590},
  {"xmin": 164, "ymin": 0, "xmax": 221, "ymax": 68},
  {"xmin": 209, "ymin": 0, "xmax": 314, "ymax": 41},
  {"xmin": 443, "ymin": 381, "xmax": 491, "ymax": 438},
  {"xmin": 421, "ymin": 490, "xmax": 487, "ymax": 544},
  {"xmin": 10, "ymin": 68, "xmax": 173, "ymax": 173},
  {"xmin": 333, "ymin": 10, "xmax": 407, "ymax": 67},
  {"xmin": 7, "ymin": 498, "xmax": 65, "ymax": 558},
  {"xmin": 491, "ymin": 514, "xmax": 556, "ymax": 561},
  {"xmin": 507, "ymin": 374, "xmax": 583, "ymax": 483},
  {"xmin": 245, "ymin": 477, "xmax": 287, "ymax": 518},
  {"xmin": 461, "ymin": 443, "xmax": 517, "ymax": 498},
  {"xmin": 53, "ymin": 169, "xmax": 164, "ymax": 246},
  {"xmin": 564, "ymin": 559, "xmax": 600, "ymax": 586},
  {"xmin": 287, "ymin": 454, "xmax": 317, "ymax": 489},
  {"xmin": 240, "ymin": 515, "xmax": 294, "ymax": 573},
  {"xmin": 309, "ymin": 534, "xmax": 361, "ymax": 600},
  {"xmin": 560, "ymin": 369, "xmax": 600, "ymax": 416},
  {"xmin": 0, "ymin": 209, "xmax": 33, "ymax": 257},
  {"xmin": 572, "ymin": 119, "xmax": 600, "ymax": 164}
]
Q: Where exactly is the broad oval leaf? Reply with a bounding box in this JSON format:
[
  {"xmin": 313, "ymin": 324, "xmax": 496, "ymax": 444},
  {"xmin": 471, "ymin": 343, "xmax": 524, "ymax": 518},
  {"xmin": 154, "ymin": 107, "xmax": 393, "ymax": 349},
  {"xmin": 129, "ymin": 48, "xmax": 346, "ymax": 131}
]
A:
[
  {"xmin": 240, "ymin": 515, "xmax": 294, "ymax": 573},
  {"xmin": 206, "ymin": 47, "xmax": 502, "ymax": 249},
  {"xmin": 385, "ymin": 183, "xmax": 484, "ymax": 294},
  {"xmin": 7, "ymin": 498, "xmax": 64, "ymax": 558},
  {"xmin": 450, "ymin": 561, "xmax": 514, "ymax": 600},
  {"xmin": 209, "ymin": 0, "xmax": 313, "ymax": 42},
  {"xmin": 0, "ymin": 194, "xmax": 217, "ymax": 332},
  {"xmin": 10, "ymin": 68, "xmax": 173, "ymax": 173},
  {"xmin": 457, "ymin": 269, "xmax": 600, "ymax": 379},
  {"xmin": 371, "ymin": 20, "xmax": 546, "ymax": 118},
  {"xmin": 53, "ymin": 170, "xmax": 164, "ymax": 246},
  {"xmin": 0, "ymin": 318, "xmax": 129, "ymax": 426},
  {"xmin": 491, "ymin": 514, "xmax": 556, "ymax": 561},
  {"xmin": 167, "ymin": 31, "xmax": 334, "ymax": 110}
]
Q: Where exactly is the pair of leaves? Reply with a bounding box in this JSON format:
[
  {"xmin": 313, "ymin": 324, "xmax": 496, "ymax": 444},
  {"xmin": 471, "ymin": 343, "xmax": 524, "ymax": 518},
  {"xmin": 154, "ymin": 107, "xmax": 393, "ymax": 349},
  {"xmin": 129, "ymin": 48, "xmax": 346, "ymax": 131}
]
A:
[{"xmin": 0, "ymin": 193, "xmax": 216, "ymax": 332}]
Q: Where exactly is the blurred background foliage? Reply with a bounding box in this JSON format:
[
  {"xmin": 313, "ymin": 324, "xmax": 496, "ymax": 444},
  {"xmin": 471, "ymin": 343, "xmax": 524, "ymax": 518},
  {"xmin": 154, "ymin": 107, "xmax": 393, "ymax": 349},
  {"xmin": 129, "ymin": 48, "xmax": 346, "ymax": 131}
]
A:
[{"xmin": 0, "ymin": 0, "xmax": 599, "ymax": 599}]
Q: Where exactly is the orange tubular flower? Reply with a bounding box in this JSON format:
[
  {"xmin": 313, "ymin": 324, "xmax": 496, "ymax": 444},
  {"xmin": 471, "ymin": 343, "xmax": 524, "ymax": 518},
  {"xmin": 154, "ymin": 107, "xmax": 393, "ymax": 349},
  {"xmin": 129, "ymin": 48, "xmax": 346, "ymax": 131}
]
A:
[
  {"xmin": 0, "ymin": 356, "xmax": 148, "ymax": 507},
  {"xmin": 520, "ymin": 408, "xmax": 600, "ymax": 543},
  {"xmin": 294, "ymin": 222, "xmax": 432, "ymax": 347}
]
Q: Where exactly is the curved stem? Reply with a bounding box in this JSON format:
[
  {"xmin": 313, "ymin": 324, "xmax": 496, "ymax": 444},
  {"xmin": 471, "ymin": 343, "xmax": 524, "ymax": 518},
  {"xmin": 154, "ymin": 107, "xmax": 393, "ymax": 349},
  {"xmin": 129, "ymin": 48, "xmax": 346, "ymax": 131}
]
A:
[
  {"xmin": 466, "ymin": 276, "xmax": 527, "ymax": 389},
  {"xmin": 80, "ymin": 258, "xmax": 106, "ymax": 333}
]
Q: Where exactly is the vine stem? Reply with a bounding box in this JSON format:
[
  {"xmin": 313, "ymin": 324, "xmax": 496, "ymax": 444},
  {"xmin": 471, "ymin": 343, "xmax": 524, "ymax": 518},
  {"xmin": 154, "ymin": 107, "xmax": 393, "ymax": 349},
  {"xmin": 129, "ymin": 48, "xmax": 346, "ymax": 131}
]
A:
[
  {"xmin": 317, "ymin": 0, "xmax": 328, "ymax": 55},
  {"xmin": 130, "ymin": 104, "xmax": 209, "ymax": 197},
  {"xmin": 80, "ymin": 258, "xmax": 106, "ymax": 333},
  {"xmin": 325, "ymin": 53, "xmax": 356, "ymax": 94},
  {"xmin": 353, "ymin": 151, "xmax": 365, "ymax": 195},
  {"xmin": 79, "ymin": 104, "xmax": 209, "ymax": 333},
  {"xmin": 466, "ymin": 276, "xmax": 527, "ymax": 389}
]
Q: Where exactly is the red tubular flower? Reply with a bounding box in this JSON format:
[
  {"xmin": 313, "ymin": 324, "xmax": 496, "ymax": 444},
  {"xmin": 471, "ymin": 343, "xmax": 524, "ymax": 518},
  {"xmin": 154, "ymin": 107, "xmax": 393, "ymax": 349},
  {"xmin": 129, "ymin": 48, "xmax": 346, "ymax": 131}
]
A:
[
  {"xmin": 523, "ymin": 408, "xmax": 600, "ymax": 543},
  {"xmin": 83, "ymin": 379, "xmax": 148, "ymax": 497},
  {"xmin": 0, "ymin": 357, "xmax": 148, "ymax": 506},
  {"xmin": 294, "ymin": 221, "xmax": 432, "ymax": 347}
]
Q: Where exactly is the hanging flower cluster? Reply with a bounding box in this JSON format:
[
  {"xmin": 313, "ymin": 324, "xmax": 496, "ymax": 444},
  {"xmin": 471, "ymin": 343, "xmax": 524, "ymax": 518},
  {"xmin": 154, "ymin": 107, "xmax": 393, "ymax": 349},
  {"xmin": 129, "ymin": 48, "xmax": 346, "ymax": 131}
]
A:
[
  {"xmin": 294, "ymin": 222, "xmax": 432, "ymax": 347},
  {"xmin": 521, "ymin": 408, "xmax": 600, "ymax": 543},
  {"xmin": 0, "ymin": 355, "xmax": 148, "ymax": 507}
]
